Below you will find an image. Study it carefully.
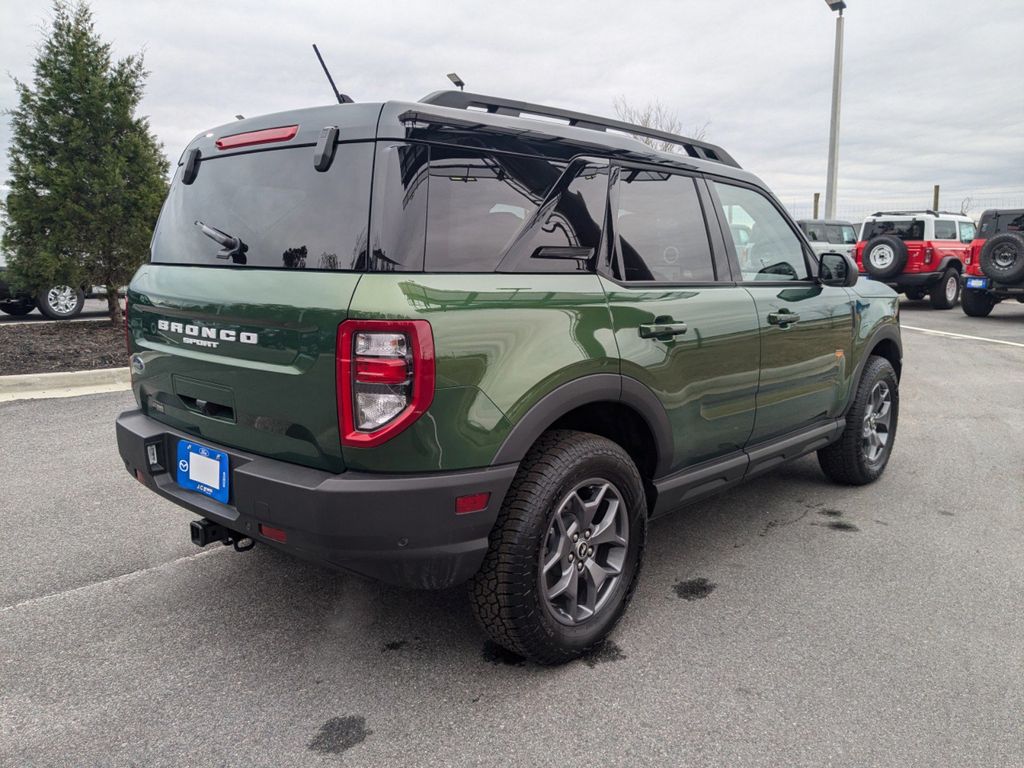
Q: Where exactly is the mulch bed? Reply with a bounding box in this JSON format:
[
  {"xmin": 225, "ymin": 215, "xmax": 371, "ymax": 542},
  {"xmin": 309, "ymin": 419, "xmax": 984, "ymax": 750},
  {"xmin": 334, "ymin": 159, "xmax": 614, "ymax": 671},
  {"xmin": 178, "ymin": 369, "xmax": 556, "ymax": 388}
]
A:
[{"xmin": 0, "ymin": 321, "xmax": 126, "ymax": 375}]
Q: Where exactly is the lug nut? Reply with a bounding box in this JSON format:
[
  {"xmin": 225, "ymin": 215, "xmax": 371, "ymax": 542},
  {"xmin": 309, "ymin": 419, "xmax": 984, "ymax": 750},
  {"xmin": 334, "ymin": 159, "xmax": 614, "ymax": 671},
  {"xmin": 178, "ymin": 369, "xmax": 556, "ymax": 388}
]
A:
[
  {"xmin": 584, "ymin": 529, "xmax": 592, "ymax": 539},
  {"xmin": 568, "ymin": 553, "xmax": 574, "ymax": 562},
  {"xmin": 588, "ymin": 546, "xmax": 594, "ymax": 556},
  {"xmin": 577, "ymin": 562, "xmax": 584, "ymax": 572},
  {"xmin": 572, "ymin": 534, "xmax": 579, "ymax": 542}
]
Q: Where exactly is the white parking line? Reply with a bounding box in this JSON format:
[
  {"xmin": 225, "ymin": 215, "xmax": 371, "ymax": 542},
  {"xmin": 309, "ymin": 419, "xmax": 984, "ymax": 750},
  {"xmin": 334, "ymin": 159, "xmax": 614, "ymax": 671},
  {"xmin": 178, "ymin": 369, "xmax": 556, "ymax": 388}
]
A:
[
  {"xmin": 0, "ymin": 547, "xmax": 227, "ymax": 613},
  {"xmin": 902, "ymin": 325, "xmax": 1024, "ymax": 349}
]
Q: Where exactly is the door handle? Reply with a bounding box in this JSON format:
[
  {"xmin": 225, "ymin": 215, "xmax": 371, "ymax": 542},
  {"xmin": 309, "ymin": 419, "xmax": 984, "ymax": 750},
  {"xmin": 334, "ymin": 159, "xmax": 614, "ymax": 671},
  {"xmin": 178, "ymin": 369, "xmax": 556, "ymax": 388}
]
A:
[
  {"xmin": 767, "ymin": 311, "xmax": 800, "ymax": 326},
  {"xmin": 639, "ymin": 321, "xmax": 688, "ymax": 339}
]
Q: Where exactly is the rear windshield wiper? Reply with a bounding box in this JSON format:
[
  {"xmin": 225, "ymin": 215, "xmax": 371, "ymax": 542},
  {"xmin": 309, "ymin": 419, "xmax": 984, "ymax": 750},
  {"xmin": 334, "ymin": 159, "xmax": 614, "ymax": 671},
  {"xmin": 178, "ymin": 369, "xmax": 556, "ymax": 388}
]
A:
[{"xmin": 194, "ymin": 220, "xmax": 248, "ymax": 264}]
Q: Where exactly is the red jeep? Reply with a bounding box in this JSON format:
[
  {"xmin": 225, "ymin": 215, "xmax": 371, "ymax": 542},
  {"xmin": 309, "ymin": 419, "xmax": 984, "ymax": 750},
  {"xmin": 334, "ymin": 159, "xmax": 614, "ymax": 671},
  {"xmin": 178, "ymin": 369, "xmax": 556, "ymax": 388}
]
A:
[
  {"xmin": 961, "ymin": 208, "xmax": 1024, "ymax": 317},
  {"xmin": 855, "ymin": 211, "xmax": 974, "ymax": 309}
]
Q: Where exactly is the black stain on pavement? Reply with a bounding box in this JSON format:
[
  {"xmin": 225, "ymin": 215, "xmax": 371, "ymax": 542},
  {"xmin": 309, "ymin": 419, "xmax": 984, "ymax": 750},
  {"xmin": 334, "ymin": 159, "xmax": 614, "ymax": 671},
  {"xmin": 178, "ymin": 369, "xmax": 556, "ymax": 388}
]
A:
[
  {"xmin": 828, "ymin": 521, "xmax": 860, "ymax": 532},
  {"xmin": 674, "ymin": 577, "xmax": 716, "ymax": 601},
  {"xmin": 582, "ymin": 640, "xmax": 626, "ymax": 667},
  {"xmin": 938, "ymin": 510, "xmax": 955, "ymax": 517},
  {"xmin": 308, "ymin": 716, "xmax": 372, "ymax": 755},
  {"xmin": 382, "ymin": 640, "xmax": 407, "ymax": 652},
  {"xmin": 482, "ymin": 641, "xmax": 526, "ymax": 666},
  {"xmin": 819, "ymin": 508, "xmax": 844, "ymax": 517}
]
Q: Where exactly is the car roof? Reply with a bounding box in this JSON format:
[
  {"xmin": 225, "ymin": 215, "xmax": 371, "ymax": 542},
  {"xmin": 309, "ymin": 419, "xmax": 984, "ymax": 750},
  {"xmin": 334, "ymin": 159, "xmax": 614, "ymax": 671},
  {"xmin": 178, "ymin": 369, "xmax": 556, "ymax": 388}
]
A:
[{"xmin": 797, "ymin": 219, "xmax": 854, "ymax": 226}]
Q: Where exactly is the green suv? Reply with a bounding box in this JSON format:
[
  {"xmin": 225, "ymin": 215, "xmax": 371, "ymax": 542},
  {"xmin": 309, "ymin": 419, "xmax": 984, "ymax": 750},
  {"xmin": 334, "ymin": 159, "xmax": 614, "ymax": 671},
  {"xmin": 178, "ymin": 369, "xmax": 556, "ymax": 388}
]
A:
[{"xmin": 117, "ymin": 92, "xmax": 902, "ymax": 664}]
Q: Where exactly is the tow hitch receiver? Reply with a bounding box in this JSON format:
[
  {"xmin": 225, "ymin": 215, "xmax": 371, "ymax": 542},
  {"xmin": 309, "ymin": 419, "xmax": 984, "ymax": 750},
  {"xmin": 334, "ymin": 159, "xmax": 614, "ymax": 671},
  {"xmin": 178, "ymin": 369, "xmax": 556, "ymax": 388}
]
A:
[{"xmin": 190, "ymin": 518, "xmax": 255, "ymax": 551}]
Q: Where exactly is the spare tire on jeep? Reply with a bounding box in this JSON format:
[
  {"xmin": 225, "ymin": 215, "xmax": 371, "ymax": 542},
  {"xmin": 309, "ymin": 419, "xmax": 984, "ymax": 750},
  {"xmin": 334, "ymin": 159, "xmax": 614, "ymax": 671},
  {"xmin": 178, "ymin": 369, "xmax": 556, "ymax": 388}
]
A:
[
  {"xmin": 863, "ymin": 235, "xmax": 908, "ymax": 280},
  {"xmin": 979, "ymin": 232, "xmax": 1024, "ymax": 285}
]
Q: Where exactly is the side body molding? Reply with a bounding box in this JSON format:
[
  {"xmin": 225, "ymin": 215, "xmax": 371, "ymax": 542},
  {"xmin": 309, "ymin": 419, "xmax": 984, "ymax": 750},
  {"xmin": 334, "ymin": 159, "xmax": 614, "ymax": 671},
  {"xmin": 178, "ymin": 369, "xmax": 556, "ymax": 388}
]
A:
[{"xmin": 490, "ymin": 374, "xmax": 674, "ymax": 478}]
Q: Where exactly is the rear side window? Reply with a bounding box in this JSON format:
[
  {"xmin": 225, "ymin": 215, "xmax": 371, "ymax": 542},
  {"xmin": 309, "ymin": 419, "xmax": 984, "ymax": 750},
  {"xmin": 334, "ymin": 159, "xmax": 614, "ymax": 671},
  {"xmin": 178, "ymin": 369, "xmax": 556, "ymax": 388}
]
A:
[
  {"xmin": 614, "ymin": 170, "xmax": 715, "ymax": 282},
  {"xmin": 803, "ymin": 223, "xmax": 826, "ymax": 242},
  {"xmin": 152, "ymin": 144, "xmax": 373, "ymax": 270},
  {"xmin": 862, "ymin": 220, "xmax": 925, "ymax": 241},
  {"xmin": 933, "ymin": 220, "xmax": 958, "ymax": 240},
  {"xmin": 425, "ymin": 148, "xmax": 567, "ymax": 272},
  {"xmin": 826, "ymin": 224, "xmax": 857, "ymax": 244},
  {"xmin": 958, "ymin": 221, "xmax": 976, "ymax": 243}
]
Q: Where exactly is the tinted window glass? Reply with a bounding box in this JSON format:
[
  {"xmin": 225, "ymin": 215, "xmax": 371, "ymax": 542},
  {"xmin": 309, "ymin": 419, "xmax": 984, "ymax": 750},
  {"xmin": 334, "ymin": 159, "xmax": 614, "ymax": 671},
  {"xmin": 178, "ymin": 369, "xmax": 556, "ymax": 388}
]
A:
[
  {"xmin": 934, "ymin": 220, "xmax": 958, "ymax": 240},
  {"xmin": 803, "ymin": 223, "xmax": 826, "ymax": 242},
  {"xmin": 862, "ymin": 220, "xmax": 925, "ymax": 241},
  {"xmin": 152, "ymin": 144, "xmax": 373, "ymax": 270},
  {"xmin": 615, "ymin": 171, "xmax": 714, "ymax": 282},
  {"xmin": 958, "ymin": 221, "xmax": 976, "ymax": 243},
  {"xmin": 1004, "ymin": 214, "xmax": 1024, "ymax": 233},
  {"xmin": 425, "ymin": 148, "xmax": 566, "ymax": 272},
  {"xmin": 826, "ymin": 224, "xmax": 857, "ymax": 244},
  {"xmin": 497, "ymin": 161, "xmax": 608, "ymax": 273},
  {"xmin": 368, "ymin": 142, "xmax": 429, "ymax": 271},
  {"xmin": 712, "ymin": 181, "xmax": 809, "ymax": 281}
]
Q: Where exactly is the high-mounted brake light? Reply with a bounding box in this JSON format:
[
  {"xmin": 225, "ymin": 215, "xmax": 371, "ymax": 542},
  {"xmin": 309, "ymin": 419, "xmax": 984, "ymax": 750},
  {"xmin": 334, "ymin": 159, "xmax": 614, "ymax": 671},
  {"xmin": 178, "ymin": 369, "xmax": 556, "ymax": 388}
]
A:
[
  {"xmin": 337, "ymin": 320, "xmax": 435, "ymax": 448},
  {"xmin": 215, "ymin": 125, "xmax": 298, "ymax": 150}
]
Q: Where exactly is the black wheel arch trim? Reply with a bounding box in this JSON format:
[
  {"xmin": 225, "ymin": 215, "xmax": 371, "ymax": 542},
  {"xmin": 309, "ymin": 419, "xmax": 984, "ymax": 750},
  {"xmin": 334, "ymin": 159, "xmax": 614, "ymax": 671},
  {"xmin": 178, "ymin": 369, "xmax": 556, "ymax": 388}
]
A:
[
  {"xmin": 490, "ymin": 373, "xmax": 674, "ymax": 478},
  {"xmin": 935, "ymin": 256, "xmax": 963, "ymax": 274},
  {"xmin": 845, "ymin": 323, "xmax": 903, "ymax": 417}
]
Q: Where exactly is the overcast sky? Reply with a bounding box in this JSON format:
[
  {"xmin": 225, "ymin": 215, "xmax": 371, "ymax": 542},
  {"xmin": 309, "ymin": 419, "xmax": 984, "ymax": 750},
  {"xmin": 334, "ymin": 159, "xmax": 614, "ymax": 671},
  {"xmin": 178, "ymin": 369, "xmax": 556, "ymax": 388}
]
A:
[{"xmin": 1, "ymin": 0, "xmax": 1022, "ymax": 221}]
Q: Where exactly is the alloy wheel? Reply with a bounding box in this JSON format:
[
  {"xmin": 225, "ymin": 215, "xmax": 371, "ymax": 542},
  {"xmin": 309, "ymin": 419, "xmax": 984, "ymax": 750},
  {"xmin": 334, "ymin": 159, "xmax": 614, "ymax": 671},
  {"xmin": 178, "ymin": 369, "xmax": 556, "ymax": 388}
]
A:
[
  {"xmin": 862, "ymin": 380, "xmax": 893, "ymax": 463},
  {"xmin": 46, "ymin": 285, "xmax": 78, "ymax": 315},
  {"xmin": 540, "ymin": 479, "xmax": 629, "ymax": 626}
]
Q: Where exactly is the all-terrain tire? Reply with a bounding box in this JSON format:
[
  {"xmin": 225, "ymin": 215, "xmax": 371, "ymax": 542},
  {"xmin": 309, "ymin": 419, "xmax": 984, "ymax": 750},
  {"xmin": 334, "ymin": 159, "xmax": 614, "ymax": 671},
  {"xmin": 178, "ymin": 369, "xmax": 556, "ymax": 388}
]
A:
[
  {"xmin": 818, "ymin": 356, "xmax": 899, "ymax": 486},
  {"xmin": 863, "ymin": 236, "xmax": 908, "ymax": 280},
  {"xmin": 929, "ymin": 268, "xmax": 960, "ymax": 309},
  {"xmin": 469, "ymin": 430, "xmax": 647, "ymax": 665},
  {"xmin": 961, "ymin": 288, "xmax": 996, "ymax": 317},
  {"xmin": 979, "ymin": 232, "xmax": 1024, "ymax": 285}
]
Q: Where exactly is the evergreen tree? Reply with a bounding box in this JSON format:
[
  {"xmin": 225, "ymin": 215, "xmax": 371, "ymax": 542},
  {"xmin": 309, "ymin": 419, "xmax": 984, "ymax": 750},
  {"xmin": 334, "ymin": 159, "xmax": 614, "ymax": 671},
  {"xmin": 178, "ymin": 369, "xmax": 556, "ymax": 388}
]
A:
[{"xmin": 2, "ymin": 1, "xmax": 168, "ymax": 323}]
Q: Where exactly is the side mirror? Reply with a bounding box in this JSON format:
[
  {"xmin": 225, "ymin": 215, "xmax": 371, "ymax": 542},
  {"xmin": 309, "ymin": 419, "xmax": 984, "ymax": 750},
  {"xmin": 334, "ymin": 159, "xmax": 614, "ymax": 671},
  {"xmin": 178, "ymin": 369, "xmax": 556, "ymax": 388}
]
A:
[{"xmin": 818, "ymin": 251, "xmax": 859, "ymax": 287}]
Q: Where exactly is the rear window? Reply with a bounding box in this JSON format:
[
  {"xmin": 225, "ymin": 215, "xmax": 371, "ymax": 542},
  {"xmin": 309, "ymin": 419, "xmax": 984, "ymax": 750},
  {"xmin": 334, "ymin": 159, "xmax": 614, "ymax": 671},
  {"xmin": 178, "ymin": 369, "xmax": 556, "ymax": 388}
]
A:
[
  {"xmin": 152, "ymin": 144, "xmax": 373, "ymax": 270},
  {"xmin": 862, "ymin": 220, "xmax": 925, "ymax": 241}
]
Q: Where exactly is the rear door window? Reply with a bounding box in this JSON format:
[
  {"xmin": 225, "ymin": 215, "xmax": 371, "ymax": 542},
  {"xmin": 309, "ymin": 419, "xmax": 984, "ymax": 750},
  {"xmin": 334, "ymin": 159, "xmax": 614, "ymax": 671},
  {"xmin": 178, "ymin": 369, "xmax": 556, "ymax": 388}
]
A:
[
  {"xmin": 613, "ymin": 170, "xmax": 715, "ymax": 282},
  {"xmin": 933, "ymin": 220, "xmax": 958, "ymax": 240},
  {"xmin": 826, "ymin": 224, "xmax": 857, "ymax": 245},
  {"xmin": 803, "ymin": 223, "xmax": 826, "ymax": 242},
  {"xmin": 152, "ymin": 144, "xmax": 373, "ymax": 270}
]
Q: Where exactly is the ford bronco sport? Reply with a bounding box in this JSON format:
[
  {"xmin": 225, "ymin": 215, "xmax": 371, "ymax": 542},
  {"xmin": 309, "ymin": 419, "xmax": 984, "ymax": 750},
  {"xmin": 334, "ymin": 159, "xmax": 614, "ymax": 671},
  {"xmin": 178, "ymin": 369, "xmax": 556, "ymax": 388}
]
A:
[
  {"xmin": 796, "ymin": 219, "xmax": 857, "ymax": 260},
  {"xmin": 961, "ymin": 208, "xmax": 1024, "ymax": 317},
  {"xmin": 856, "ymin": 210, "xmax": 974, "ymax": 309},
  {"xmin": 117, "ymin": 92, "xmax": 902, "ymax": 664}
]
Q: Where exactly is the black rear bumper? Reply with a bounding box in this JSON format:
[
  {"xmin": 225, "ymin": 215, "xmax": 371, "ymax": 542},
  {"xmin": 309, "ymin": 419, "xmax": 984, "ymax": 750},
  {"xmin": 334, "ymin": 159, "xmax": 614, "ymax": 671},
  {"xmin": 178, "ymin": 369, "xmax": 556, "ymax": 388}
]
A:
[{"xmin": 116, "ymin": 409, "xmax": 517, "ymax": 589}]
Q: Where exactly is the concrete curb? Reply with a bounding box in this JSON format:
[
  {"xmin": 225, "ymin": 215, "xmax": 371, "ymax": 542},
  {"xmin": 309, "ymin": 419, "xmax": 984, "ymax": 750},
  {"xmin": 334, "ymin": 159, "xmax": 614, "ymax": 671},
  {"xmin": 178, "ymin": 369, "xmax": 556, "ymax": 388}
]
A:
[{"xmin": 0, "ymin": 367, "xmax": 131, "ymax": 402}]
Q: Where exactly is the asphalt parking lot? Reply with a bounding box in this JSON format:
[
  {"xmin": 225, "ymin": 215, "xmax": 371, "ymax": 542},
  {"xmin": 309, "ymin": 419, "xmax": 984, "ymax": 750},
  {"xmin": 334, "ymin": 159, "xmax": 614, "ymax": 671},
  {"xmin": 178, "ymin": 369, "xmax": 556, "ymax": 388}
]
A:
[{"xmin": 2, "ymin": 300, "xmax": 1022, "ymax": 767}]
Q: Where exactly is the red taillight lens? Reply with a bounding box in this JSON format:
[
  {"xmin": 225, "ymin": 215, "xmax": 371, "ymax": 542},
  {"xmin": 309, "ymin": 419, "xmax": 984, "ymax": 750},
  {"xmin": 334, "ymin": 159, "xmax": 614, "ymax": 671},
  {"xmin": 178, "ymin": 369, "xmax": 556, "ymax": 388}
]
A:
[
  {"xmin": 215, "ymin": 125, "xmax": 298, "ymax": 150},
  {"xmin": 336, "ymin": 320, "xmax": 435, "ymax": 448},
  {"xmin": 924, "ymin": 246, "xmax": 934, "ymax": 265}
]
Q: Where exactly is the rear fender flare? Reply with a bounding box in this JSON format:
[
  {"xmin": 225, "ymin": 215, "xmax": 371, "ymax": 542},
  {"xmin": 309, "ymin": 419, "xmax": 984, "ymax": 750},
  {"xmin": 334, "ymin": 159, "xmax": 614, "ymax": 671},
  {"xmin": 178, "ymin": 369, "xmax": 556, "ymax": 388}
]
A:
[{"xmin": 491, "ymin": 374, "xmax": 674, "ymax": 478}]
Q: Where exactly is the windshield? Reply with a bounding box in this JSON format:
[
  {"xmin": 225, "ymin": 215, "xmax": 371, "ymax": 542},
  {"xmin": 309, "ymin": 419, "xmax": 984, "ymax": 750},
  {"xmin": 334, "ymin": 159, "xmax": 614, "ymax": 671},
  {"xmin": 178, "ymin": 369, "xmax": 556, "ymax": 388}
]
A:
[
  {"xmin": 151, "ymin": 144, "xmax": 373, "ymax": 270},
  {"xmin": 862, "ymin": 220, "xmax": 924, "ymax": 242}
]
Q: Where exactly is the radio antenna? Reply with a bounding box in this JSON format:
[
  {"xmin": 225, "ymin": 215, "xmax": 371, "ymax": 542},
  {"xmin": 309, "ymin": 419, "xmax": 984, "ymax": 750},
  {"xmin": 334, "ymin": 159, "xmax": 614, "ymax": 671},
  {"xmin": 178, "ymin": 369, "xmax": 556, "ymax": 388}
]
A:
[{"xmin": 312, "ymin": 44, "xmax": 354, "ymax": 104}]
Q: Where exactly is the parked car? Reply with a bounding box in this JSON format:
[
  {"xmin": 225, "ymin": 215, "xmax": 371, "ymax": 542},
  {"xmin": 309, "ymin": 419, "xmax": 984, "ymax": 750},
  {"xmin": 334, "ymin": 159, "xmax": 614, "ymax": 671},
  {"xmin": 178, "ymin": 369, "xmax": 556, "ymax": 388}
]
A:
[
  {"xmin": 116, "ymin": 91, "xmax": 902, "ymax": 664},
  {"xmin": 855, "ymin": 210, "xmax": 975, "ymax": 309},
  {"xmin": 961, "ymin": 208, "xmax": 1024, "ymax": 317},
  {"xmin": 796, "ymin": 219, "xmax": 858, "ymax": 259},
  {"xmin": 0, "ymin": 265, "xmax": 123, "ymax": 319}
]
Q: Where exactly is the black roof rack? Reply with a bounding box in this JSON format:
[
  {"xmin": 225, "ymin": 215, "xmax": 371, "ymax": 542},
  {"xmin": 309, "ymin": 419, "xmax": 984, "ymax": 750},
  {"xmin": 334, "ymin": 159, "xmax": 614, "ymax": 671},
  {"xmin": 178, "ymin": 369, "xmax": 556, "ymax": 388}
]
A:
[
  {"xmin": 869, "ymin": 210, "xmax": 965, "ymax": 217},
  {"xmin": 418, "ymin": 90, "xmax": 740, "ymax": 168}
]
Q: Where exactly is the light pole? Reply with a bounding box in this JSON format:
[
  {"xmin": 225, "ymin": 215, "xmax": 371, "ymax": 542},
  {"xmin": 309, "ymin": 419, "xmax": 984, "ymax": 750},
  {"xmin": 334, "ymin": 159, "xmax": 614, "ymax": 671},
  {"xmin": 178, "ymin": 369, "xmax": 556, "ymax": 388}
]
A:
[
  {"xmin": 824, "ymin": 0, "xmax": 846, "ymax": 220},
  {"xmin": 447, "ymin": 73, "xmax": 465, "ymax": 91}
]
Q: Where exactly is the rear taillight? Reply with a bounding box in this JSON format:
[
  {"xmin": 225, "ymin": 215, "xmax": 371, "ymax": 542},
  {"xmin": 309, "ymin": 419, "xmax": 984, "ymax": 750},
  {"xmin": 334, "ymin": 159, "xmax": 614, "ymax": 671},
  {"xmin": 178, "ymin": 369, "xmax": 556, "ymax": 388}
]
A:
[
  {"xmin": 924, "ymin": 246, "xmax": 934, "ymax": 265},
  {"xmin": 336, "ymin": 320, "xmax": 435, "ymax": 448}
]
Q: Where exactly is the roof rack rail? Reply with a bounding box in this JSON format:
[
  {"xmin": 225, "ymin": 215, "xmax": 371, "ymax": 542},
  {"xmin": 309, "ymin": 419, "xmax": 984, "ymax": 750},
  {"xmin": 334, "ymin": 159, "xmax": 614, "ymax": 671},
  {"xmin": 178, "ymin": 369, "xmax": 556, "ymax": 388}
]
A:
[
  {"xmin": 869, "ymin": 210, "xmax": 964, "ymax": 217},
  {"xmin": 418, "ymin": 90, "xmax": 740, "ymax": 168}
]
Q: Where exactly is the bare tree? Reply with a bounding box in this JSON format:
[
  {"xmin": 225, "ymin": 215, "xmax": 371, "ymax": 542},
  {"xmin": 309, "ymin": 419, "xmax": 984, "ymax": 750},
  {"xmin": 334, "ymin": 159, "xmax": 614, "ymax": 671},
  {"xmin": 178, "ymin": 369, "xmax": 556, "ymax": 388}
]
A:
[{"xmin": 612, "ymin": 96, "xmax": 710, "ymax": 153}]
